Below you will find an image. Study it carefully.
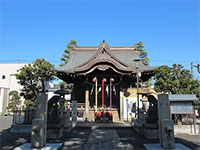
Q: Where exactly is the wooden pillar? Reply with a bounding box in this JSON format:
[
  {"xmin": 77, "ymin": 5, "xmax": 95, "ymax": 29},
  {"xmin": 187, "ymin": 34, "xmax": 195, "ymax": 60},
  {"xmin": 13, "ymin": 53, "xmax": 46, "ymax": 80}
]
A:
[
  {"xmin": 85, "ymin": 90, "xmax": 89, "ymax": 121},
  {"xmin": 71, "ymin": 83, "xmax": 76, "ymax": 101}
]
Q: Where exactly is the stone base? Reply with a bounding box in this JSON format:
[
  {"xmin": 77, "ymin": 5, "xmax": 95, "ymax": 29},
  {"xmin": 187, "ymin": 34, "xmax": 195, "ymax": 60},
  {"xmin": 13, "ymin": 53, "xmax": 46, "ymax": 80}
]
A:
[
  {"xmin": 14, "ymin": 143, "xmax": 62, "ymax": 150},
  {"xmin": 144, "ymin": 143, "xmax": 191, "ymax": 150},
  {"xmin": 10, "ymin": 124, "xmax": 31, "ymax": 133},
  {"xmin": 144, "ymin": 129, "xmax": 159, "ymax": 139},
  {"xmin": 47, "ymin": 128, "xmax": 63, "ymax": 139},
  {"xmin": 134, "ymin": 122, "xmax": 159, "ymax": 140}
]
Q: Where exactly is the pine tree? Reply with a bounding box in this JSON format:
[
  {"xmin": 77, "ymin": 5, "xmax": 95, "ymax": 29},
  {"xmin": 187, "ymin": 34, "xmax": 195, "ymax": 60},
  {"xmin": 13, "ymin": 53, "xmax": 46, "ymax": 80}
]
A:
[
  {"xmin": 134, "ymin": 41, "xmax": 152, "ymax": 87},
  {"xmin": 60, "ymin": 40, "xmax": 77, "ymax": 66},
  {"xmin": 134, "ymin": 41, "xmax": 150, "ymax": 66},
  {"xmin": 7, "ymin": 91, "xmax": 20, "ymax": 111}
]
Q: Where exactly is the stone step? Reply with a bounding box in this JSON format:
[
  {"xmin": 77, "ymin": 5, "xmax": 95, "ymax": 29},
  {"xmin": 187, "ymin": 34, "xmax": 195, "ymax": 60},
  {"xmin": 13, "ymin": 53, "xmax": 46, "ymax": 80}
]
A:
[
  {"xmin": 83, "ymin": 110, "xmax": 120, "ymax": 122},
  {"xmin": 112, "ymin": 110, "xmax": 120, "ymax": 122},
  {"xmin": 84, "ymin": 129, "xmax": 125, "ymax": 150}
]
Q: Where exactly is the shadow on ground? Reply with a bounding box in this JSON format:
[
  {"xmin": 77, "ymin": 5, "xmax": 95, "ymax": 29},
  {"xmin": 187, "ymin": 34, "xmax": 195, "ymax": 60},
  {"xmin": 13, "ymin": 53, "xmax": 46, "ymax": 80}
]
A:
[
  {"xmin": 175, "ymin": 134, "xmax": 200, "ymax": 150},
  {"xmin": 1, "ymin": 124, "xmax": 200, "ymax": 150},
  {"xmin": 117, "ymin": 128, "xmax": 158, "ymax": 150},
  {"xmin": 0, "ymin": 128, "xmax": 31, "ymax": 150},
  {"xmin": 0, "ymin": 127, "xmax": 91, "ymax": 150}
]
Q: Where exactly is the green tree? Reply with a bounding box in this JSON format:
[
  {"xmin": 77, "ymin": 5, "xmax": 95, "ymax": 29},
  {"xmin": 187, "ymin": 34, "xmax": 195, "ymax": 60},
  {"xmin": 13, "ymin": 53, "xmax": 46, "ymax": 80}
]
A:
[
  {"xmin": 134, "ymin": 41, "xmax": 152, "ymax": 88},
  {"xmin": 154, "ymin": 64, "xmax": 200, "ymax": 96},
  {"xmin": 60, "ymin": 40, "xmax": 77, "ymax": 66},
  {"xmin": 58, "ymin": 81, "xmax": 73, "ymax": 89},
  {"xmin": 134, "ymin": 41, "xmax": 150, "ymax": 66},
  {"xmin": 7, "ymin": 91, "xmax": 20, "ymax": 111},
  {"xmin": 16, "ymin": 58, "xmax": 56, "ymax": 107}
]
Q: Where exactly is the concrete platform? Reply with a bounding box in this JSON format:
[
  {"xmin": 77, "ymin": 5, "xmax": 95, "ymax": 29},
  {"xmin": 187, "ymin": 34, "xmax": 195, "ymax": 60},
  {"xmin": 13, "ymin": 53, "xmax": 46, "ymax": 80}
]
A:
[
  {"xmin": 13, "ymin": 143, "xmax": 62, "ymax": 150},
  {"xmin": 10, "ymin": 124, "xmax": 32, "ymax": 133},
  {"xmin": 144, "ymin": 143, "xmax": 191, "ymax": 150}
]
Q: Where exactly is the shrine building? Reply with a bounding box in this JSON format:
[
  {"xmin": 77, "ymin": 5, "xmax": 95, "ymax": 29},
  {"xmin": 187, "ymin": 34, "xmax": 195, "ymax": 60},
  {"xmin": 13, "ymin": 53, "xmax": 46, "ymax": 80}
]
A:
[{"xmin": 55, "ymin": 41, "xmax": 156, "ymax": 121}]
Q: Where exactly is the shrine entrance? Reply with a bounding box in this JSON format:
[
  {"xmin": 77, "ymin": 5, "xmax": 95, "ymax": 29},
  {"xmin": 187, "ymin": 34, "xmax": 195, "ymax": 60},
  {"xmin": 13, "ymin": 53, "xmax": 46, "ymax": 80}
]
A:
[
  {"xmin": 71, "ymin": 64, "xmax": 135, "ymax": 122},
  {"xmin": 82, "ymin": 67, "xmax": 123, "ymax": 122},
  {"xmin": 56, "ymin": 41, "xmax": 155, "ymax": 122}
]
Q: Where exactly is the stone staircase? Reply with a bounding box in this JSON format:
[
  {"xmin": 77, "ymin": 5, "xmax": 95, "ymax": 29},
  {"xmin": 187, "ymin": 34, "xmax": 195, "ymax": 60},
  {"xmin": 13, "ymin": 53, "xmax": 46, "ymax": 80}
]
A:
[{"xmin": 83, "ymin": 110, "xmax": 120, "ymax": 122}]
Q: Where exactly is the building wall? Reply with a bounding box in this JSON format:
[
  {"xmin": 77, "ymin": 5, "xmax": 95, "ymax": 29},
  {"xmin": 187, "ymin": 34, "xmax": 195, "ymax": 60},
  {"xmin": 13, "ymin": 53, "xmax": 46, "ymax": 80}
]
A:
[
  {"xmin": 121, "ymin": 88, "xmax": 157, "ymax": 121},
  {"xmin": 0, "ymin": 88, "xmax": 9, "ymax": 114},
  {"xmin": 0, "ymin": 63, "xmax": 28, "ymax": 113}
]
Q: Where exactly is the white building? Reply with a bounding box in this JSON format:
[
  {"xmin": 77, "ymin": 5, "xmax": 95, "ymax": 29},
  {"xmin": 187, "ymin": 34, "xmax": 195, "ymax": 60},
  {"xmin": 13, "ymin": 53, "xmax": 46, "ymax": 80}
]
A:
[
  {"xmin": 0, "ymin": 63, "xmax": 28, "ymax": 114},
  {"xmin": 0, "ymin": 63, "xmax": 70, "ymax": 115}
]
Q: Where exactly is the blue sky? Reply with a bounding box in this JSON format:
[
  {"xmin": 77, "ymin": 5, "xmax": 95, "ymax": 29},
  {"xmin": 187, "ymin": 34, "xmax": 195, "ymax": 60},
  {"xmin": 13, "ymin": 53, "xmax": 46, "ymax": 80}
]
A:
[{"xmin": 0, "ymin": 0, "xmax": 199, "ymax": 78}]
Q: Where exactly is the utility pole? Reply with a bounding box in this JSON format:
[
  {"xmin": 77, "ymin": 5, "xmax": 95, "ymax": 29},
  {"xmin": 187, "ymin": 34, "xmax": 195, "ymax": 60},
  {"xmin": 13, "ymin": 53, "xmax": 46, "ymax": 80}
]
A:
[
  {"xmin": 191, "ymin": 63, "xmax": 200, "ymax": 79},
  {"xmin": 137, "ymin": 69, "xmax": 139, "ymax": 119},
  {"xmin": 134, "ymin": 58, "xmax": 140, "ymax": 119},
  {"xmin": 193, "ymin": 64, "xmax": 200, "ymax": 74}
]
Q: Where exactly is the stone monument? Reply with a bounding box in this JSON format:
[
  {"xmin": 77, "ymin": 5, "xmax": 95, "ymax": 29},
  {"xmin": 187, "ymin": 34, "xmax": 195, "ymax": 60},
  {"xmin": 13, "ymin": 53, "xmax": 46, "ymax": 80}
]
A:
[
  {"xmin": 144, "ymin": 95, "xmax": 159, "ymax": 139},
  {"xmin": 158, "ymin": 94, "xmax": 175, "ymax": 149},
  {"xmin": 72, "ymin": 101, "xmax": 77, "ymax": 128},
  {"xmin": 31, "ymin": 93, "xmax": 47, "ymax": 148}
]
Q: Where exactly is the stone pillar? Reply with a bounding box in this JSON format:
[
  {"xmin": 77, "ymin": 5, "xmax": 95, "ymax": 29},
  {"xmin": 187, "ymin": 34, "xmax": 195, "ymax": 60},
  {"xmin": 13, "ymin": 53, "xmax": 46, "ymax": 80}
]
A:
[
  {"xmin": 85, "ymin": 90, "xmax": 89, "ymax": 121},
  {"xmin": 59, "ymin": 98, "xmax": 65, "ymax": 127},
  {"xmin": 141, "ymin": 95, "xmax": 148, "ymax": 112},
  {"xmin": 31, "ymin": 93, "xmax": 47, "ymax": 148},
  {"xmin": 66, "ymin": 107, "xmax": 70, "ymax": 123},
  {"xmin": 72, "ymin": 101, "xmax": 77, "ymax": 128},
  {"xmin": 158, "ymin": 94, "xmax": 175, "ymax": 149}
]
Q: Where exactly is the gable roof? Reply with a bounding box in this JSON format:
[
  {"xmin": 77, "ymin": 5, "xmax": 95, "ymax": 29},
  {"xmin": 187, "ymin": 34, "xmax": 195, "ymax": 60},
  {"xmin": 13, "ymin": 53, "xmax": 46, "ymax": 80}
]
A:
[
  {"xmin": 74, "ymin": 41, "xmax": 133, "ymax": 73},
  {"xmin": 55, "ymin": 41, "xmax": 155, "ymax": 75}
]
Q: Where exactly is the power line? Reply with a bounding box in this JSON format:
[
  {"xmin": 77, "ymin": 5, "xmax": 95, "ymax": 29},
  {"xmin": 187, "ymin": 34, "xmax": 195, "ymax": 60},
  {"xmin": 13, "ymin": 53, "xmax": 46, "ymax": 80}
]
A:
[
  {"xmin": 0, "ymin": 60, "xmax": 62, "ymax": 63},
  {"xmin": 150, "ymin": 60, "xmax": 200, "ymax": 64}
]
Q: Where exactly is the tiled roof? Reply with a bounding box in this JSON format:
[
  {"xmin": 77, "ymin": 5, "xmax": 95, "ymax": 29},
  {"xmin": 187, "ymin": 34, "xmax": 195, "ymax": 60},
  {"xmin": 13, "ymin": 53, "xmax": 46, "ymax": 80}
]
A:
[
  {"xmin": 55, "ymin": 41, "xmax": 156, "ymax": 74},
  {"xmin": 169, "ymin": 94, "xmax": 198, "ymax": 101}
]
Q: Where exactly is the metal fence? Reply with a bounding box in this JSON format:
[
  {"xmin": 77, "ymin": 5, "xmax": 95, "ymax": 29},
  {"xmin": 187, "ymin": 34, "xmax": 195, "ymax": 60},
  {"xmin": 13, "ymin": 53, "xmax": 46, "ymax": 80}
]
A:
[
  {"xmin": 12, "ymin": 103, "xmax": 85, "ymax": 124},
  {"xmin": 12, "ymin": 107, "xmax": 36, "ymax": 125}
]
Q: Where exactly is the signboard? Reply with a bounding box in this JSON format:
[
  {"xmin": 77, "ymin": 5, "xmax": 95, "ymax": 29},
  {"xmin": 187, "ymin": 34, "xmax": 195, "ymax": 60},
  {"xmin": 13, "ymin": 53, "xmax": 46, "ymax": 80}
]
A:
[{"xmin": 170, "ymin": 102, "xmax": 193, "ymax": 114}]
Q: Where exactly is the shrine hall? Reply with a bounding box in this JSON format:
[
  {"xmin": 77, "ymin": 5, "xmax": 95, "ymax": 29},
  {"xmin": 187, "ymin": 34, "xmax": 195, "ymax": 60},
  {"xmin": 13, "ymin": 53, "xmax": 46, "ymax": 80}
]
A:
[{"xmin": 56, "ymin": 41, "xmax": 156, "ymax": 122}]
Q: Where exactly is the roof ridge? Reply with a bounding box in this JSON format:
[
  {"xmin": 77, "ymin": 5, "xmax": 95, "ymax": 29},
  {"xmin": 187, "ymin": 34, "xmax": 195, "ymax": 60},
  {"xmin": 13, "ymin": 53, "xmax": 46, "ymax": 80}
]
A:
[
  {"xmin": 75, "ymin": 46, "xmax": 135, "ymax": 48},
  {"xmin": 74, "ymin": 42, "xmax": 133, "ymax": 70}
]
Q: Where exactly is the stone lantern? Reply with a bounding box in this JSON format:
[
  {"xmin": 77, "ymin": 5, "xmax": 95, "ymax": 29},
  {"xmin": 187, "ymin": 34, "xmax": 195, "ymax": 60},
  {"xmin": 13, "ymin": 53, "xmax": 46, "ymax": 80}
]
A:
[
  {"xmin": 138, "ymin": 88, "xmax": 151, "ymax": 112},
  {"xmin": 54, "ymin": 85, "xmax": 71, "ymax": 127}
]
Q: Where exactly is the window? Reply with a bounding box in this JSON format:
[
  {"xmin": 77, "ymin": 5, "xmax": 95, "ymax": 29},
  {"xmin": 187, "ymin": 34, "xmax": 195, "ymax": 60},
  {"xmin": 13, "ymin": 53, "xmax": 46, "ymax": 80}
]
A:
[{"xmin": 2, "ymin": 75, "xmax": 5, "ymax": 79}]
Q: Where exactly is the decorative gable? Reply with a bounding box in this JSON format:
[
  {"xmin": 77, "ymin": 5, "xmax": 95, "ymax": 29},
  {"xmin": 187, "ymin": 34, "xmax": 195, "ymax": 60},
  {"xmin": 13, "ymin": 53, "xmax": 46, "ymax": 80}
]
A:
[{"xmin": 74, "ymin": 41, "xmax": 132, "ymax": 74}]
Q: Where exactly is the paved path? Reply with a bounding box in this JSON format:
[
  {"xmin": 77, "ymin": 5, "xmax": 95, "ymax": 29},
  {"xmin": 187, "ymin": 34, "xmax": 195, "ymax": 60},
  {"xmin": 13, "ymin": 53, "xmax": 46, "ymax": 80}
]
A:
[
  {"xmin": 84, "ymin": 129, "xmax": 125, "ymax": 150},
  {"xmin": 0, "ymin": 116, "xmax": 30, "ymax": 150},
  {"xmin": 1, "ymin": 117, "xmax": 200, "ymax": 150}
]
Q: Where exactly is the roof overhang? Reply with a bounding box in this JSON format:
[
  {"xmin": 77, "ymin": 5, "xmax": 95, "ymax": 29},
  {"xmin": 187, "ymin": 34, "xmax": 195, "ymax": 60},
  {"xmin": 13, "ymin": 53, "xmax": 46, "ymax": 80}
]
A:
[
  {"xmin": 55, "ymin": 41, "xmax": 157, "ymax": 82},
  {"xmin": 169, "ymin": 94, "xmax": 199, "ymax": 102}
]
